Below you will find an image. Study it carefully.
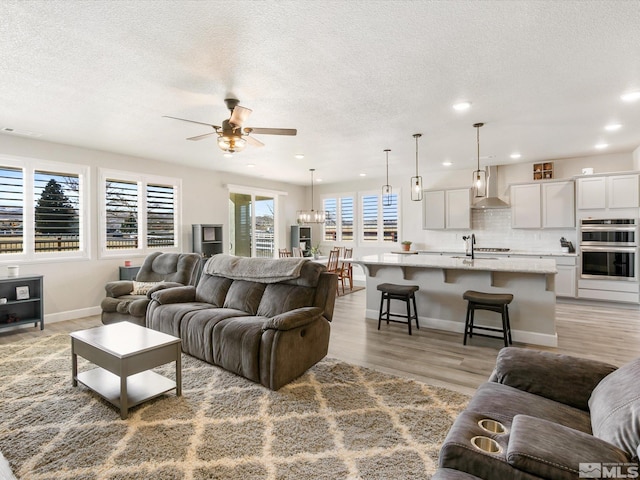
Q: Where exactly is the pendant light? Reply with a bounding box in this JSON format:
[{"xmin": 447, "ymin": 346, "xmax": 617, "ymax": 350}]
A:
[
  {"xmin": 411, "ymin": 133, "xmax": 423, "ymax": 201},
  {"xmin": 296, "ymin": 168, "xmax": 326, "ymax": 224},
  {"xmin": 382, "ymin": 149, "xmax": 392, "ymax": 206},
  {"xmin": 472, "ymin": 122, "xmax": 487, "ymax": 198}
]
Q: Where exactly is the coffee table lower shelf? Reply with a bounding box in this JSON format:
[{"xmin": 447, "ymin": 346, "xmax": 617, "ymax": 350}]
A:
[{"xmin": 76, "ymin": 368, "xmax": 177, "ymax": 414}]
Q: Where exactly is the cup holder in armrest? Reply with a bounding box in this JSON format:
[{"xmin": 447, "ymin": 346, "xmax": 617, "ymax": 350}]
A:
[
  {"xmin": 478, "ymin": 418, "xmax": 507, "ymax": 434},
  {"xmin": 471, "ymin": 436, "xmax": 502, "ymax": 454}
]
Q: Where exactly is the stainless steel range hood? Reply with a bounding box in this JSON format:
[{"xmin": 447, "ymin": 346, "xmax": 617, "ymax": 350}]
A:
[{"xmin": 471, "ymin": 166, "xmax": 510, "ymax": 209}]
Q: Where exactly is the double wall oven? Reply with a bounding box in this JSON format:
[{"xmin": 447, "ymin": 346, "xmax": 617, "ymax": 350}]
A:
[{"xmin": 580, "ymin": 219, "xmax": 637, "ymax": 281}]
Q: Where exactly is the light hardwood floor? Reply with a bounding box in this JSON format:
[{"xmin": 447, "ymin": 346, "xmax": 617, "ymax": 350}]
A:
[{"xmin": 2, "ymin": 289, "xmax": 639, "ymax": 396}]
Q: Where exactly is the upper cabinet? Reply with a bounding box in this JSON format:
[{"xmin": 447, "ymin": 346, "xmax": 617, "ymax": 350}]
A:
[
  {"xmin": 577, "ymin": 174, "xmax": 639, "ymax": 210},
  {"xmin": 511, "ymin": 180, "xmax": 575, "ymax": 229},
  {"xmin": 423, "ymin": 188, "xmax": 471, "ymax": 230}
]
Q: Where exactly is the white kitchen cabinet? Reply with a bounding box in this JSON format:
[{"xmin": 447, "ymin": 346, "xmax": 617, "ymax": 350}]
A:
[
  {"xmin": 577, "ymin": 173, "xmax": 639, "ymax": 210},
  {"xmin": 423, "ymin": 188, "xmax": 470, "ymax": 230},
  {"xmin": 542, "ymin": 181, "xmax": 575, "ymax": 228},
  {"xmin": 446, "ymin": 189, "xmax": 471, "ymax": 229},
  {"xmin": 511, "ymin": 183, "xmax": 541, "ymax": 228},
  {"xmin": 512, "ymin": 181, "xmax": 574, "ymax": 229},
  {"xmin": 423, "ymin": 190, "xmax": 445, "ymax": 229}
]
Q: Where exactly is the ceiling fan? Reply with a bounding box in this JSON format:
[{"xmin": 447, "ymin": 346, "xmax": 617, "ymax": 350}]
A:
[{"xmin": 164, "ymin": 98, "xmax": 297, "ymax": 154}]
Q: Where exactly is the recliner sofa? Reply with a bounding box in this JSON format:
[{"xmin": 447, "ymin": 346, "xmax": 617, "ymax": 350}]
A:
[
  {"xmin": 147, "ymin": 254, "xmax": 338, "ymax": 390},
  {"xmin": 434, "ymin": 347, "xmax": 640, "ymax": 480}
]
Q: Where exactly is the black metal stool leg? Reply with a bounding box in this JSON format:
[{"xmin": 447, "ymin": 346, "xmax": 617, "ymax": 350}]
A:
[
  {"xmin": 501, "ymin": 306, "xmax": 509, "ymax": 347},
  {"xmin": 377, "ymin": 292, "xmax": 385, "ymax": 330},
  {"xmin": 463, "ymin": 302, "xmax": 472, "ymax": 345},
  {"xmin": 386, "ymin": 295, "xmax": 391, "ymax": 324},
  {"xmin": 412, "ymin": 293, "xmax": 419, "ymax": 330},
  {"xmin": 506, "ymin": 305, "xmax": 513, "ymax": 344},
  {"xmin": 406, "ymin": 295, "xmax": 412, "ymax": 335}
]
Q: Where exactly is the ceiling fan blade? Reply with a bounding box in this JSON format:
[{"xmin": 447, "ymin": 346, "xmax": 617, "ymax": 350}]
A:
[
  {"xmin": 187, "ymin": 132, "xmax": 218, "ymax": 141},
  {"xmin": 163, "ymin": 115, "xmax": 220, "ymax": 129},
  {"xmin": 229, "ymin": 106, "xmax": 252, "ymax": 126},
  {"xmin": 244, "ymin": 127, "xmax": 297, "ymax": 136},
  {"xmin": 245, "ymin": 135, "xmax": 265, "ymax": 147}
]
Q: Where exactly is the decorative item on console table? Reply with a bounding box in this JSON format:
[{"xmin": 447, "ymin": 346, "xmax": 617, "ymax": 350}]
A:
[{"xmin": 401, "ymin": 241, "xmax": 412, "ymax": 252}]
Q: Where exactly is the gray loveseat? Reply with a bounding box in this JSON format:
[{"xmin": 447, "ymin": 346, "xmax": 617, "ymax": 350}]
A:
[
  {"xmin": 434, "ymin": 347, "xmax": 640, "ymax": 480},
  {"xmin": 147, "ymin": 254, "xmax": 338, "ymax": 390}
]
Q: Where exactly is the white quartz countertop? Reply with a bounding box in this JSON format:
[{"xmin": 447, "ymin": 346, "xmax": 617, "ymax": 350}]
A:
[
  {"xmin": 416, "ymin": 249, "xmax": 577, "ymax": 257},
  {"xmin": 353, "ymin": 253, "xmax": 557, "ymax": 274}
]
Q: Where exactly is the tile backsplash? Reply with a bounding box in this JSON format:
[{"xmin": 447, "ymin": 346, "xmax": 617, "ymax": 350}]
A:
[{"xmin": 421, "ymin": 208, "xmax": 577, "ymax": 253}]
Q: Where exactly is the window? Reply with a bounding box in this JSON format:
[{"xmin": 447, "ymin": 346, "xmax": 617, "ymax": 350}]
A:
[
  {"xmin": 322, "ymin": 195, "xmax": 354, "ymax": 242},
  {"xmin": 360, "ymin": 191, "xmax": 399, "ymax": 243},
  {"xmin": 100, "ymin": 169, "xmax": 180, "ymax": 256},
  {"xmin": 0, "ymin": 156, "xmax": 88, "ymax": 261}
]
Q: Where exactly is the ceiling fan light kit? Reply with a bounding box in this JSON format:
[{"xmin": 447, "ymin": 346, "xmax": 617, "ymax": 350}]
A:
[
  {"xmin": 164, "ymin": 97, "xmax": 296, "ymax": 155},
  {"xmin": 410, "ymin": 133, "xmax": 423, "ymax": 202},
  {"xmin": 472, "ymin": 122, "xmax": 487, "ymax": 199},
  {"xmin": 382, "ymin": 149, "xmax": 393, "ymax": 207},
  {"xmin": 297, "ymin": 168, "xmax": 327, "ymax": 224}
]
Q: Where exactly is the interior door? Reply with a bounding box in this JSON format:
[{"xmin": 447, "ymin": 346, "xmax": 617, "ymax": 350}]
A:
[{"xmin": 228, "ymin": 191, "xmax": 276, "ymax": 257}]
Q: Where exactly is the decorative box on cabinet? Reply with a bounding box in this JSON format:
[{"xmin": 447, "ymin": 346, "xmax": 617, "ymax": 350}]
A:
[
  {"xmin": 533, "ymin": 162, "xmax": 553, "ymax": 180},
  {"xmin": 0, "ymin": 274, "xmax": 44, "ymax": 331},
  {"xmin": 192, "ymin": 224, "xmax": 223, "ymax": 258},
  {"xmin": 291, "ymin": 225, "xmax": 312, "ymax": 255}
]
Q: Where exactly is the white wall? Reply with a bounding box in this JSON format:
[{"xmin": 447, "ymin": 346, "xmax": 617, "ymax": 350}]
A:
[{"xmin": 0, "ymin": 134, "xmax": 306, "ymax": 322}]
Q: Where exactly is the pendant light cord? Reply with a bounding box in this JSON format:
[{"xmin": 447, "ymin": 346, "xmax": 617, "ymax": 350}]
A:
[
  {"xmin": 413, "ymin": 133, "xmax": 422, "ymax": 176},
  {"xmin": 310, "ymin": 168, "xmax": 315, "ymax": 211}
]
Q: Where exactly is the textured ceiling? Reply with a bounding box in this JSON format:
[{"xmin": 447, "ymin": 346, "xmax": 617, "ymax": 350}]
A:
[{"xmin": 1, "ymin": 0, "xmax": 640, "ymax": 185}]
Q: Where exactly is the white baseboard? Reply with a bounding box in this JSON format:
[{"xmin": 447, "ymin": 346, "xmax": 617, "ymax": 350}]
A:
[
  {"xmin": 44, "ymin": 306, "xmax": 101, "ymax": 324},
  {"xmin": 365, "ymin": 309, "xmax": 558, "ymax": 347}
]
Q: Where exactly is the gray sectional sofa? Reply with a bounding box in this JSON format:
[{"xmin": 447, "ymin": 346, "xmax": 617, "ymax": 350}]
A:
[
  {"xmin": 147, "ymin": 255, "xmax": 337, "ymax": 390},
  {"xmin": 434, "ymin": 347, "xmax": 640, "ymax": 480}
]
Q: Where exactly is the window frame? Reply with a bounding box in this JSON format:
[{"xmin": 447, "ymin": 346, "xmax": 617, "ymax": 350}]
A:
[
  {"xmin": 0, "ymin": 155, "xmax": 90, "ymax": 263},
  {"xmin": 99, "ymin": 169, "xmax": 181, "ymax": 258},
  {"xmin": 358, "ymin": 189, "xmax": 400, "ymax": 245},
  {"xmin": 321, "ymin": 193, "xmax": 356, "ymax": 244}
]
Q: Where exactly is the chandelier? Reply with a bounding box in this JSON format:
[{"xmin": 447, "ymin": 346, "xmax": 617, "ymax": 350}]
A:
[{"xmin": 296, "ymin": 169, "xmax": 326, "ymax": 224}]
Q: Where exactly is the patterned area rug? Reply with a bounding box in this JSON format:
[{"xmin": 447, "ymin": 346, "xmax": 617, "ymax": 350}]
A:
[{"xmin": 0, "ymin": 334, "xmax": 469, "ymax": 480}]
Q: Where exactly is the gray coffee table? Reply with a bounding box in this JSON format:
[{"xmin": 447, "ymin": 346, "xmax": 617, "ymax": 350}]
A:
[{"xmin": 71, "ymin": 322, "xmax": 181, "ymax": 419}]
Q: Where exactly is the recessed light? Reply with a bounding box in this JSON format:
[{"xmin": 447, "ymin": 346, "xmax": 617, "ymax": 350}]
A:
[
  {"xmin": 453, "ymin": 101, "xmax": 472, "ymax": 111},
  {"xmin": 294, "ymin": 153, "xmax": 305, "ymax": 159},
  {"xmin": 442, "ymin": 161, "xmax": 452, "ymax": 166},
  {"xmin": 223, "ymin": 152, "xmax": 233, "ymax": 158},
  {"xmin": 359, "ymin": 173, "xmax": 367, "ymax": 177},
  {"xmin": 595, "ymin": 143, "xmax": 609, "ymax": 150},
  {"xmin": 605, "ymin": 123, "xmax": 622, "ymax": 131},
  {"xmin": 510, "ymin": 153, "xmax": 522, "ymax": 159},
  {"xmin": 316, "ymin": 178, "xmax": 323, "ymax": 182},
  {"xmin": 246, "ymin": 163, "xmax": 255, "ymax": 168},
  {"xmin": 621, "ymin": 90, "xmax": 640, "ymax": 102}
]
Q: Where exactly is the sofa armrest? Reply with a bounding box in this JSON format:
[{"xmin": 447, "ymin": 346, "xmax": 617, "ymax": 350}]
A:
[
  {"xmin": 105, "ymin": 280, "xmax": 133, "ymax": 297},
  {"xmin": 507, "ymin": 414, "xmax": 632, "ymax": 480},
  {"xmin": 150, "ymin": 285, "xmax": 196, "ymax": 304},
  {"xmin": 489, "ymin": 347, "xmax": 617, "ymax": 410},
  {"xmin": 263, "ymin": 307, "xmax": 324, "ymax": 331},
  {"xmin": 146, "ymin": 281, "xmax": 184, "ymax": 298}
]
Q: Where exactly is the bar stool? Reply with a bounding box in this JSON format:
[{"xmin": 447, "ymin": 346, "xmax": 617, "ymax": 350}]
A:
[
  {"xmin": 463, "ymin": 290, "xmax": 513, "ymax": 347},
  {"xmin": 377, "ymin": 283, "xmax": 420, "ymax": 335}
]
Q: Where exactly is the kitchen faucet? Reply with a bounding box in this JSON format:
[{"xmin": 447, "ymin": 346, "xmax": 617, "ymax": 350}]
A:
[{"xmin": 462, "ymin": 233, "xmax": 476, "ymax": 259}]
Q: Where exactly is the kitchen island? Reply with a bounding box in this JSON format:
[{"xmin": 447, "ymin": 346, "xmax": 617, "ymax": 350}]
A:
[{"xmin": 352, "ymin": 253, "xmax": 558, "ymax": 347}]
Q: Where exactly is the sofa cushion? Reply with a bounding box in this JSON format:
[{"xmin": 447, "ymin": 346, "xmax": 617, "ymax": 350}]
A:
[
  {"xmin": 589, "ymin": 357, "xmax": 640, "ymax": 458},
  {"xmin": 131, "ymin": 281, "xmax": 161, "ymax": 295},
  {"xmin": 212, "ymin": 316, "xmax": 266, "ymax": 383},
  {"xmin": 256, "ymin": 283, "xmax": 316, "ymax": 317},
  {"xmin": 196, "ymin": 275, "xmax": 233, "ymax": 307},
  {"xmin": 507, "ymin": 415, "xmax": 630, "ymax": 480},
  {"xmin": 100, "ymin": 294, "xmax": 147, "ymax": 316},
  {"xmin": 223, "ymin": 280, "xmax": 266, "ymax": 315},
  {"xmin": 467, "ymin": 382, "xmax": 592, "ymax": 433}
]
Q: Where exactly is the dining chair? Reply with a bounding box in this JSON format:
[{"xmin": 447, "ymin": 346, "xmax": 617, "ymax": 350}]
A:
[
  {"xmin": 342, "ymin": 247, "xmax": 353, "ymax": 292},
  {"xmin": 292, "ymin": 247, "xmax": 304, "ymax": 257},
  {"xmin": 327, "ymin": 249, "xmax": 346, "ymax": 295},
  {"xmin": 278, "ymin": 249, "xmax": 292, "ymax": 258}
]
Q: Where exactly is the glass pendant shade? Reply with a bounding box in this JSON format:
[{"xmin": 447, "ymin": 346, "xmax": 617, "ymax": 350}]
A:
[
  {"xmin": 411, "ymin": 134, "xmax": 423, "ymax": 201},
  {"xmin": 472, "ymin": 168, "xmax": 487, "ymax": 198},
  {"xmin": 296, "ymin": 168, "xmax": 327, "ymax": 224},
  {"xmin": 471, "ymin": 123, "xmax": 486, "ymax": 198},
  {"xmin": 382, "ymin": 149, "xmax": 393, "ymax": 206},
  {"xmin": 217, "ymin": 134, "xmax": 247, "ymax": 153}
]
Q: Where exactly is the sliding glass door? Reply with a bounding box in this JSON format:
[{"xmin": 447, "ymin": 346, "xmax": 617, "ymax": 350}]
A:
[{"xmin": 229, "ymin": 191, "xmax": 277, "ymax": 258}]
